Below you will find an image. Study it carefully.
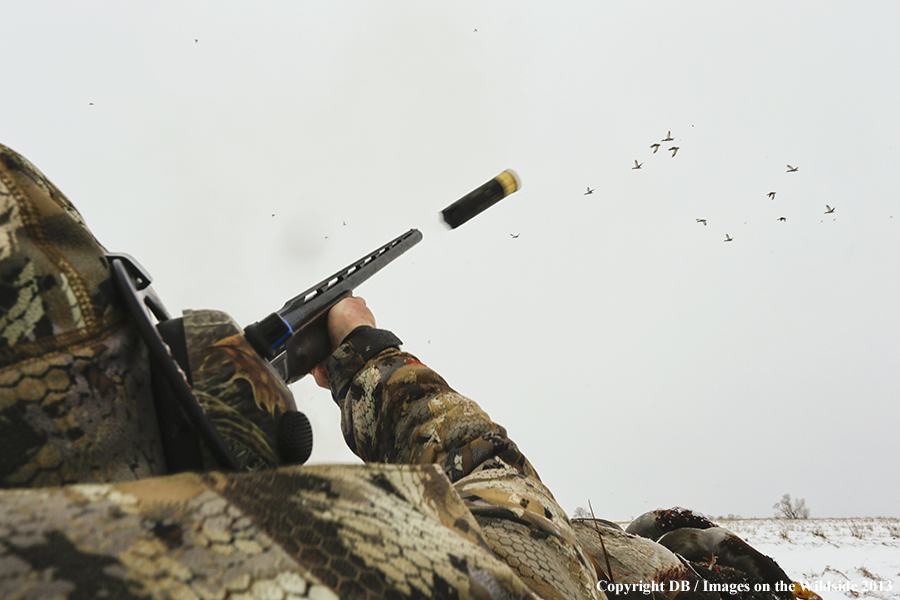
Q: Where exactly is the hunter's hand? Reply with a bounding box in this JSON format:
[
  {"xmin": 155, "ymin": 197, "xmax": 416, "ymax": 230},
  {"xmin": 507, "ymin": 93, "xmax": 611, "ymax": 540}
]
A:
[{"xmin": 312, "ymin": 296, "xmax": 376, "ymax": 388}]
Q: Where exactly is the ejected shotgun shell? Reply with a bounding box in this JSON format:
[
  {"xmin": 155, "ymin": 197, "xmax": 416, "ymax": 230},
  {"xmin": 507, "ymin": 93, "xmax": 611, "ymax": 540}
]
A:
[{"xmin": 441, "ymin": 169, "xmax": 521, "ymax": 229}]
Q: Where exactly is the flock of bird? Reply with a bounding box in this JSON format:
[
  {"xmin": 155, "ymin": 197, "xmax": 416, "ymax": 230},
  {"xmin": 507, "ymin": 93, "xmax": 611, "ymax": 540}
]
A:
[
  {"xmin": 647, "ymin": 130, "xmax": 680, "ymax": 160},
  {"xmin": 578, "ymin": 130, "xmax": 839, "ymax": 243}
]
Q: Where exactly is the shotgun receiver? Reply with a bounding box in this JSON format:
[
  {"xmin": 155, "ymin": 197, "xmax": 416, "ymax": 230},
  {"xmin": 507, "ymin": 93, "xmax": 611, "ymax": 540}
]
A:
[{"xmin": 244, "ymin": 228, "xmax": 422, "ymax": 384}]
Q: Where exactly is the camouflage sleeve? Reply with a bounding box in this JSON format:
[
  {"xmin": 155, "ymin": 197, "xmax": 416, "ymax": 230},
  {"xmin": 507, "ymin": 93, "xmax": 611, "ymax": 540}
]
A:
[
  {"xmin": 324, "ymin": 326, "xmax": 537, "ymax": 482},
  {"xmin": 325, "ymin": 328, "xmax": 606, "ymax": 600}
]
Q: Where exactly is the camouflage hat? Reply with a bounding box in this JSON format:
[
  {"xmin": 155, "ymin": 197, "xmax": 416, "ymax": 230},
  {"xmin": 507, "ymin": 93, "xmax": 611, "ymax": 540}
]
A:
[
  {"xmin": 0, "ymin": 145, "xmax": 122, "ymax": 362},
  {"xmin": 0, "ymin": 143, "xmax": 166, "ymax": 487}
]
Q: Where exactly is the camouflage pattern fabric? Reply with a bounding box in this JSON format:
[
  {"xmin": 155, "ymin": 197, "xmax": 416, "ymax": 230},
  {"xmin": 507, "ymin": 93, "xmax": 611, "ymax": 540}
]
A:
[
  {"xmin": 183, "ymin": 308, "xmax": 296, "ymax": 472},
  {"xmin": 0, "ymin": 140, "xmax": 296, "ymax": 484},
  {"xmin": 0, "ymin": 464, "xmax": 543, "ymax": 600},
  {"xmin": 0, "ymin": 143, "xmax": 167, "ymax": 487},
  {"xmin": 1, "ymin": 341, "xmax": 593, "ymax": 599},
  {"xmin": 325, "ymin": 344, "xmax": 603, "ymax": 600}
]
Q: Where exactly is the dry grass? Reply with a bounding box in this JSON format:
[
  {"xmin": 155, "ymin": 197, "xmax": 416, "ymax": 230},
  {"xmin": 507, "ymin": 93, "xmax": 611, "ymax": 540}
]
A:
[
  {"xmin": 857, "ymin": 566, "xmax": 884, "ymax": 581},
  {"xmin": 849, "ymin": 520, "xmax": 868, "ymax": 539}
]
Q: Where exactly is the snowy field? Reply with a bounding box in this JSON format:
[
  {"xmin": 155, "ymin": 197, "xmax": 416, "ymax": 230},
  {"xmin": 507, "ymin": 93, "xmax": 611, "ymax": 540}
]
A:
[{"xmin": 682, "ymin": 518, "xmax": 900, "ymax": 599}]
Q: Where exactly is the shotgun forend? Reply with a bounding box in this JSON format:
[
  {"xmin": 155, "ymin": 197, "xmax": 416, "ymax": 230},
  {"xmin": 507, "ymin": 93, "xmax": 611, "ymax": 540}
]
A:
[{"xmin": 244, "ymin": 228, "xmax": 423, "ymax": 383}]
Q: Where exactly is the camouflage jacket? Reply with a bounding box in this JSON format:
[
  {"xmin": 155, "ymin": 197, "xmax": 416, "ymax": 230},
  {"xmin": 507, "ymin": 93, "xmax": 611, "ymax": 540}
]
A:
[{"xmin": 0, "ymin": 143, "xmax": 806, "ymax": 600}]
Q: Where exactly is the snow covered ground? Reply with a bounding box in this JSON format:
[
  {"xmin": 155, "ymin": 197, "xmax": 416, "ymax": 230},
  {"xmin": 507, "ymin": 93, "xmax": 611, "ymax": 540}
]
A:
[{"xmin": 709, "ymin": 518, "xmax": 899, "ymax": 599}]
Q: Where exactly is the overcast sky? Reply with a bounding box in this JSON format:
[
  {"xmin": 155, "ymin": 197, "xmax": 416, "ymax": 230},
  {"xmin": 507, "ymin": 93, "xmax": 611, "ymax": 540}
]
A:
[{"xmin": 3, "ymin": 2, "xmax": 898, "ymax": 521}]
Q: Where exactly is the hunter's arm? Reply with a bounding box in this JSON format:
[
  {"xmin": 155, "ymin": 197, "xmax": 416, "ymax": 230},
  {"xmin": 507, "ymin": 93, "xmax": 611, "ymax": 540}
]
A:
[{"xmin": 324, "ymin": 328, "xmax": 539, "ymax": 482}]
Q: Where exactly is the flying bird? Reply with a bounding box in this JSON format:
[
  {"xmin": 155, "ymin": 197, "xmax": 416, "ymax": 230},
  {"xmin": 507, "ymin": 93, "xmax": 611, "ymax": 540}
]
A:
[
  {"xmin": 669, "ymin": 146, "xmax": 679, "ymax": 157},
  {"xmin": 824, "ymin": 205, "xmax": 835, "ymax": 214},
  {"xmin": 650, "ymin": 143, "xmax": 661, "ymax": 153},
  {"xmin": 696, "ymin": 219, "xmax": 707, "ymax": 226},
  {"xmin": 787, "ymin": 165, "xmax": 798, "ymax": 172},
  {"xmin": 767, "ymin": 191, "xmax": 776, "ymax": 200},
  {"xmin": 724, "ymin": 234, "xmax": 733, "ymax": 242},
  {"xmin": 662, "ymin": 131, "xmax": 674, "ymax": 142},
  {"xmin": 777, "ymin": 216, "xmax": 786, "ymax": 222},
  {"xmin": 510, "ymin": 233, "xmax": 520, "ymax": 239},
  {"xmin": 632, "ymin": 160, "xmax": 642, "ymax": 170},
  {"xmin": 584, "ymin": 187, "xmax": 594, "ymax": 195}
]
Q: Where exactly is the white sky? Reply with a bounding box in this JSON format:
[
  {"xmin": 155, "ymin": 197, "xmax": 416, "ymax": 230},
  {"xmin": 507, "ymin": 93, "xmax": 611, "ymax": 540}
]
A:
[{"xmin": 3, "ymin": 2, "xmax": 897, "ymax": 521}]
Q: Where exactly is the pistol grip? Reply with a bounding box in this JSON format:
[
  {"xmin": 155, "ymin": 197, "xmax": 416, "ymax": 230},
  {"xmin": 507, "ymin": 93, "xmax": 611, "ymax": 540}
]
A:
[{"xmin": 283, "ymin": 315, "xmax": 332, "ymax": 383}]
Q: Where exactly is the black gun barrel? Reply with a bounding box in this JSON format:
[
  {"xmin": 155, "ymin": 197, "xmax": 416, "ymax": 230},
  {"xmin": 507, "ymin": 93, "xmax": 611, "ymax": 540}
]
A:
[{"xmin": 244, "ymin": 228, "xmax": 422, "ymax": 362}]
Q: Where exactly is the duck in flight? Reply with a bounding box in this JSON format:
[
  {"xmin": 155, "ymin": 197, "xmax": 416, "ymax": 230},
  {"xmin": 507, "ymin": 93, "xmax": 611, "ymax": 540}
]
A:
[
  {"xmin": 767, "ymin": 191, "xmax": 776, "ymax": 200},
  {"xmin": 824, "ymin": 205, "xmax": 835, "ymax": 214},
  {"xmin": 662, "ymin": 131, "xmax": 674, "ymax": 142},
  {"xmin": 669, "ymin": 146, "xmax": 679, "ymax": 157},
  {"xmin": 650, "ymin": 143, "xmax": 661, "ymax": 153},
  {"xmin": 584, "ymin": 187, "xmax": 594, "ymax": 195},
  {"xmin": 787, "ymin": 165, "xmax": 798, "ymax": 172},
  {"xmin": 633, "ymin": 160, "xmax": 643, "ymax": 169},
  {"xmin": 696, "ymin": 219, "xmax": 707, "ymax": 226},
  {"xmin": 724, "ymin": 234, "xmax": 733, "ymax": 242}
]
